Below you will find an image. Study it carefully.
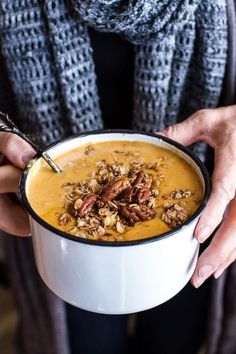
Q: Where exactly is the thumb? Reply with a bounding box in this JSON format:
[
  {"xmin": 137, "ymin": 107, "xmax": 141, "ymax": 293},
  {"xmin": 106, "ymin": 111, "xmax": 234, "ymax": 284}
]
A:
[
  {"xmin": 0, "ymin": 132, "xmax": 36, "ymax": 168},
  {"xmin": 158, "ymin": 110, "xmax": 212, "ymax": 146}
]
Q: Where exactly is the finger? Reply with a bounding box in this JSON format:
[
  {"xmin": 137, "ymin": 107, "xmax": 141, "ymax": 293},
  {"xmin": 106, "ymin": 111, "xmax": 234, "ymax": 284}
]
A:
[
  {"xmin": 195, "ymin": 145, "xmax": 236, "ymax": 243},
  {"xmin": 158, "ymin": 109, "xmax": 221, "ymax": 146},
  {"xmin": 0, "ymin": 132, "xmax": 35, "ymax": 168},
  {"xmin": 191, "ymin": 198, "xmax": 236, "ymax": 287},
  {"xmin": 213, "ymin": 248, "xmax": 236, "ymax": 279},
  {"xmin": 0, "ymin": 194, "xmax": 31, "ymax": 236},
  {"xmin": 157, "ymin": 110, "xmax": 208, "ymax": 146},
  {"xmin": 0, "ymin": 165, "xmax": 22, "ymax": 193}
]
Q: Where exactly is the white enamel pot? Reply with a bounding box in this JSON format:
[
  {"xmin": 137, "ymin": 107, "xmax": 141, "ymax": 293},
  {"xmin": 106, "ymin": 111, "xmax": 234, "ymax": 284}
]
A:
[{"xmin": 20, "ymin": 130, "xmax": 211, "ymax": 314}]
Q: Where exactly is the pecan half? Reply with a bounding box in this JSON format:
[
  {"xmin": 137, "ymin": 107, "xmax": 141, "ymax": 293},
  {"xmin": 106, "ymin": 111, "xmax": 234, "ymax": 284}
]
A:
[
  {"xmin": 121, "ymin": 186, "xmax": 135, "ymax": 203},
  {"xmin": 133, "ymin": 170, "xmax": 144, "ymax": 186},
  {"xmin": 132, "ymin": 170, "xmax": 152, "ymax": 189},
  {"xmin": 135, "ymin": 205, "xmax": 156, "ymax": 221},
  {"xmin": 100, "ymin": 177, "xmax": 130, "ymax": 202},
  {"xmin": 122, "ymin": 186, "xmax": 150, "ymax": 204},
  {"xmin": 135, "ymin": 187, "xmax": 150, "ymax": 204},
  {"xmin": 120, "ymin": 205, "xmax": 155, "ymax": 225},
  {"xmin": 78, "ymin": 193, "xmax": 97, "ymax": 217},
  {"xmin": 120, "ymin": 205, "xmax": 140, "ymax": 224}
]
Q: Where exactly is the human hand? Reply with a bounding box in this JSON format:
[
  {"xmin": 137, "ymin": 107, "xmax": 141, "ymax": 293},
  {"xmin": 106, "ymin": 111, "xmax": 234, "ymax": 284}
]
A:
[
  {"xmin": 0, "ymin": 132, "xmax": 35, "ymax": 236},
  {"xmin": 159, "ymin": 105, "xmax": 236, "ymax": 287}
]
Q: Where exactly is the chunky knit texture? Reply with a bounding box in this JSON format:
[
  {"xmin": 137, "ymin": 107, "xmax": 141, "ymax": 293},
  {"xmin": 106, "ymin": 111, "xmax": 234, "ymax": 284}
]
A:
[{"xmin": 0, "ymin": 0, "xmax": 227, "ymax": 160}]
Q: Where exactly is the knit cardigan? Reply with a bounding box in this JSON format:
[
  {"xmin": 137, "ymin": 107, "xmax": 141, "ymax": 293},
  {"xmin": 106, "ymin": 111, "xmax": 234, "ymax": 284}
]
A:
[{"xmin": 1, "ymin": 1, "xmax": 236, "ymax": 354}]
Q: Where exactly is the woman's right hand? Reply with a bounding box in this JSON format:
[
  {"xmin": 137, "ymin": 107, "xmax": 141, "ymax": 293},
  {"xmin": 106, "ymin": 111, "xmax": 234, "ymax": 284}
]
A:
[{"xmin": 0, "ymin": 132, "xmax": 35, "ymax": 236}]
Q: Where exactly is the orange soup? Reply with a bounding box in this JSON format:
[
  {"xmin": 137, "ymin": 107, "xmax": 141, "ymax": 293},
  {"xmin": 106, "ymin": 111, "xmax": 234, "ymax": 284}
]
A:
[{"xmin": 27, "ymin": 141, "xmax": 203, "ymax": 241}]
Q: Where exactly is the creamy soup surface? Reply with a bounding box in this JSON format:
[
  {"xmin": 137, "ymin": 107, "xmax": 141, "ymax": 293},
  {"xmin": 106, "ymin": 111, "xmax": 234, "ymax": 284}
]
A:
[{"xmin": 27, "ymin": 141, "xmax": 203, "ymax": 241}]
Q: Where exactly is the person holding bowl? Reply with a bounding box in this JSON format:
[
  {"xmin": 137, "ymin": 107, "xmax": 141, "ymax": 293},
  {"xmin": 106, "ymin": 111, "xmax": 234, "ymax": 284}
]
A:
[{"xmin": 0, "ymin": 0, "xmax": 236, "ymax": 353}]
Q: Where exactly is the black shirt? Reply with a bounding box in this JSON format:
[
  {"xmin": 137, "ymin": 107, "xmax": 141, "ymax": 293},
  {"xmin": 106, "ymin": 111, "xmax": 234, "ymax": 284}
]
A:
[{"xmin": 89, "ymin": 28, "xmax": 134, "ymax": 129}]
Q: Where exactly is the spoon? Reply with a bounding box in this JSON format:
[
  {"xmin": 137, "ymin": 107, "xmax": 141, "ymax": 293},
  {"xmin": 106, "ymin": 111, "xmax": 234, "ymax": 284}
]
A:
[{"xmin": 0, "ymin": 111, "xmax": 62, "ymax": 173}]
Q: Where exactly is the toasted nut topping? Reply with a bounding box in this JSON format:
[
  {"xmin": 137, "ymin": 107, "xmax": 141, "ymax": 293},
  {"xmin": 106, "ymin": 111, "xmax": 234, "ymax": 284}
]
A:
[
  {"xmin": 78, "ymin": 194, "xmax": 97, "ymax": 218},
  {"xmin": 161, "ymin": 202, "xmax": 189, "ymax": 228},
  {"xmin": 57, "ymin": 151, "xmax": 195, "ymax": 241},
  {"xmin": 116, "ymin": 221, "xmax": 126, "ymax": 234},
  {"xmin": 100, "ymin": 177, "xmax": 131, "ymax": 202},
  {"xmin": 135, "ymin": 187, "xmax": 150, "ymax": 204}
]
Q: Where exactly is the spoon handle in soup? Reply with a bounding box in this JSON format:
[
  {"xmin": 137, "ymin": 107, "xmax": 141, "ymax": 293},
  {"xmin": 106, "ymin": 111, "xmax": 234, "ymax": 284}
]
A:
[{"xmin": 0, "ymin": 111, "xmax": 62, "ymax": 173}]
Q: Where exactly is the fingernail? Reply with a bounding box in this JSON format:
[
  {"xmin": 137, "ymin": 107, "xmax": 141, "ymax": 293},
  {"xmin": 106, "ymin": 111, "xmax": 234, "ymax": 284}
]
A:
[
  {"xmin": 214, "ymin": 268, "xmax": 224, "ymax": 279},
  {"xmin": 193, "ymin": 277, "xmax": 205, "ymax": 288},
  {"xmin": 197, "ymin": 225, "xmax": 211, "ymax": 243},
  {"xmin": 199, "ymin": 264, "xmax": 214, "ymax": 278},
  {"xmin": 21, "ymin": 150, "xmax": 35, "ymax": 164},
  {"xmin": 193, "ymin": 264, "xmax": 214, "ymax": 288}
]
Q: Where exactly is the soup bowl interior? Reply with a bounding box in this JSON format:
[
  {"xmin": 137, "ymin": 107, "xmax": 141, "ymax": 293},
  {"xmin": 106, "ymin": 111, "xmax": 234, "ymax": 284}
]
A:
[{"xmin": 20, "ymin": 130, "xmax": 211, "ymax": 314}]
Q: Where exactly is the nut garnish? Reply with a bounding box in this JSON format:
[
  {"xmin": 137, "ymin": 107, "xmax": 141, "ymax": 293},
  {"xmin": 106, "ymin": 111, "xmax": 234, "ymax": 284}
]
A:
[
  {"xmin": 100, "ymin": 177, "xmax": 131, "ymax": 202},
  {"xmin": 56, "ymin": 152, "xmax": 195, "ymax": 241},
  {"xmin": 116, "ymin": 221, "xmax": 126, "ymax": 234},
  {"xmin": 78, "ymin": 194, "xmax": 97, "ymax": 218},
  {"xmin": 85, "ymin": 145, "xmax": 95, "ymax": 155},
  {"xmin": 58, "ymin": 213, "xmax": 72, "ymax": 225},
  {"xmin": 120, "ymin": 205, "xmax": 156, "ymax": 225},
  {"xmin": 161, "ymin": 202, "xmax": 189, "ymax": 228},
  {"xmin": 162, "ymin": 189, "xmax": 192, "ymax": 200}
]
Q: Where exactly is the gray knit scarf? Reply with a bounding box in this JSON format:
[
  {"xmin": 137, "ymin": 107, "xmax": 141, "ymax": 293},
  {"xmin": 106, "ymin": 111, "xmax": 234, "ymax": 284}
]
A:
[{"xmin": 0, "ymin": 0, "xmax": 227, "ymax": 160}]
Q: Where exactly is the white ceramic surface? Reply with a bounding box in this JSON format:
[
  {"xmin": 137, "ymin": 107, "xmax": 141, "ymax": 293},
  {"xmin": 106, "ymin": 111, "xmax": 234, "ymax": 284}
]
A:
[{"xmin": 20, "ymin": 131, "xmax": 210, "ymax": 314}]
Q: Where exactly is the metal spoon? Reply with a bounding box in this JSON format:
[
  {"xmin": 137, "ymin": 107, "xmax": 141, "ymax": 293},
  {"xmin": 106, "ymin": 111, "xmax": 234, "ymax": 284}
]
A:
[{"xmin": 0, "ymin": 111, "xmax": 62, "ymax": 173}]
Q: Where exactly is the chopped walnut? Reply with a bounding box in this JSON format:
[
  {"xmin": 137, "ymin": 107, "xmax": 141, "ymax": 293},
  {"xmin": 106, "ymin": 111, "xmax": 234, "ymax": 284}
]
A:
[
  {"xmin": 88, "ymin": 179, "xmax": 100, "ymax": 193},
  {"xmin": 162, "ymin": 189, "xmax": 193, "ymax": 200},
  {"xmin": 145, "ymin": 161, "xmax": 160, "ymax": 171},
  {"xmin": 130, "ymin": 159, "xmax": 145, "ymax": 172},
  {"xmin": 85, "ymin": 145, "xmax": 95, "ymax": 155},
  {"xmin": 161, "ymin": 202, "xmax": 189, "ymax": 228},
  {"xmin": 58, "ymin": 213, "xmax": 73, "ymax": 225}
]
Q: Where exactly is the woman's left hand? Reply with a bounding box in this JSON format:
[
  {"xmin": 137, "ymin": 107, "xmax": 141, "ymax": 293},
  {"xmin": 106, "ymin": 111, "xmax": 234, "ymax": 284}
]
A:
[{"xmin": 159, "ymin": 105, "xmax": 236, "ymax": 288}]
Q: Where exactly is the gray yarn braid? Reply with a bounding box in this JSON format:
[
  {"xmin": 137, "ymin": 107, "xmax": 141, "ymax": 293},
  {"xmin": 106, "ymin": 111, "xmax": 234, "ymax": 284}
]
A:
[
  {"xmin": 73, "ymin": 0, "xmax": 195, "ymax": 43},
  {"xmin": 0, "ymin": 0, "xmax": 227, "ymax": 161}
]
